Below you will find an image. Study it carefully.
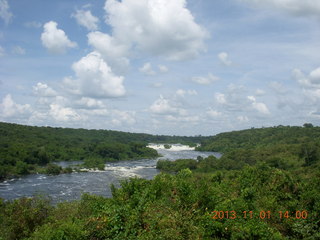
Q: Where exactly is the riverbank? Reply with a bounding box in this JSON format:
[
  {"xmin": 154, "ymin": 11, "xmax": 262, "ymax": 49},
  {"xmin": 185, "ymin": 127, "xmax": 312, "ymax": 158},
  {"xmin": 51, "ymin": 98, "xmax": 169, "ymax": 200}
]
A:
[{"xmin": 0, "ymin": 146, "xmax": 217, "ymax": 202}]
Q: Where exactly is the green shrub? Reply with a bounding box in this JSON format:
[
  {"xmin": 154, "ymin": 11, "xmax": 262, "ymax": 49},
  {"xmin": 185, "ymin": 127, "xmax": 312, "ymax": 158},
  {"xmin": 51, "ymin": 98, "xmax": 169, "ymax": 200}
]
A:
[
  {"xmin": 0, "ymin": 196, "xmax": 52, "ymax": 240},
  {"xmin": 29, "ymin": 220, "xmax": 85, "ymax": 240},
  {"xmin": 45, "ymin": 163, "xmax": 62, "ymax": 175}
]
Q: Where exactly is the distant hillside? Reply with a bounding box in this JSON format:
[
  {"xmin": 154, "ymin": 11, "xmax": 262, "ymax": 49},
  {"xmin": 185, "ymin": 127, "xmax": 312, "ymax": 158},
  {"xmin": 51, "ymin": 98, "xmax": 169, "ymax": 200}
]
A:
[
  {"xmin": 198, "ymin": 124, "xmax": 318, "ymax": 152},
  {"xmin": 197, "ymin": 124, "xmax": 320, "ymax": 170},
  {"xmin": 0, "ymin": 122, "xmax": 206, "ymax": 180}
]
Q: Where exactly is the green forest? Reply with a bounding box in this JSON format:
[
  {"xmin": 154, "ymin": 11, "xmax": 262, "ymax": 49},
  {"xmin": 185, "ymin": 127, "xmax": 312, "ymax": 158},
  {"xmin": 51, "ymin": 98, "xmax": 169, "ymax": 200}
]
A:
[
  {"xmin": 0, "ymin": 122, "xmax": 203, "ymax": 179},
  {"xmin": 1, "ymin": 123, "xmax": 320, "ymax": 239}
]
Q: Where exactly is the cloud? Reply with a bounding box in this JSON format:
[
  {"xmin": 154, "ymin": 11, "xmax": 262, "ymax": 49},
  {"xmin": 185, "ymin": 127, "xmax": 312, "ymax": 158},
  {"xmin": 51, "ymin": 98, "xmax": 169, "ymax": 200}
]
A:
[
  {"xmin": 33, "ymin": 82, "xmax": 57, "ymax": 97},
  {"xmin": 151, "ymin": 82, "xmax": 163, "ymax": 88},
  {"xmin": 165, "ymin": 115, "xmax": 199, "ymax": 123},
  {"xmin": 111, "ymin": 110, "xmax": 136, "ymax": 126},
  {"xmin": 72, "ymin": 9, "xmax": 99, "ymax": 31},
  {"xmin": 207, "ymin": 109, "xmax": 222, "ymax": 118},
  {"xmin": 12, "ymin": 46, "xmax": 26, "ymax": 55},
  {"xmin": 255, "ymin": 89, "xmax": 265, "ymax": 96},
  {"xmin": 0, "ymin": 45, "xmax": 5, "ymax": 56},
  {"xmin": 175, "ymin": 89, "xmax": 197, "ymax": 97},
  {"xmin": 87, "ymin": 31, "xmax": 129, "ymax": 73},
  {"xmin": 214, "ymin": 84, "xmax": 272, "ymax": 116},
  {"xmin": 247, "ymin": 95, "xmax": 270, "ymax": 114},
  {"xmin": 158, "ymin": 65, "xmax": 169, "ymax": 73},
  {"xmin": 41, "ymin": 21, "xmax": 77, "ymax": 54},
  {"xmin": 63, "ymin": 51, "xmax": 126, "ymax": 98},
  {"xmin": 239, "ymin": 0, "xmax": 320, "ymax": 18},
  {"xmin": 49, "ymin": 103, "xmax": 82, "ymax": 122},
  {"xmin": 294, "ymin": 67, "xmax": 320, "ymax": 88},
  {"xmin": 294, "ymin": 67, "xmax": 320, "ymax": 108},
  {"xmin": 192, "ymin": 73, "xmax": 219, "ymax": 85},
  {"xmin": 218, "ymin": 52, "xmax": 232, "ymax": 66},
  {"xmin": 215, "ymin": 85, "xmax": 251, "ymax": 113},
  {"xmin": 0, "ymin": 0, "xmax": 12, "ymax": 25},
  {"xmin": 24, "ymin": 21, "xmax": 42, "ymax": 28},
  {"xmin": 269, "ymin": 81, "xmax": 288, "ymax": 94},
  {"xmin": 104, "ymin": 0, "xmax": 208, "ymax": 61},
  {"xmin": 140, "ymin": 63, "xmax": 169, "ymax": 75},
  {"xmin": 149, "ymin": 95, "xmax": 185, "ymax": 115},
  {"xmin": 215, "ymin": 93, "xmax": 227, "ymax": 104},
  {"xmin": 0, "ymin": 94, "xmax": 31, "ymax": 118},
  {"xmin": 309, "ymin": 67, "xmax": 320, "ymax": 84},
  {"xmin": 237, "ymin": 115, "xmax": 249, "ymax": 123},
  {"xmin": 75, "ymin": 97, "xmax": 105, "ymax": 109},
  {"xmin": 139, "ymin": 62, "xmax": 156, "ymax": 76}
]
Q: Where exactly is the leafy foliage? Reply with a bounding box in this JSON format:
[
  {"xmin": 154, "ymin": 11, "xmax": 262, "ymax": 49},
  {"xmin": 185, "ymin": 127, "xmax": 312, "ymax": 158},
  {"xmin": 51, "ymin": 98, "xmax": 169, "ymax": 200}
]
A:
[
  {"xmin": 197, "ymin": 125, "xmax": 320, "ymax": 170},
  {"xmin": 1, "ymin": 163, "xmax": 319, "ymax": 239},
  {"xmin": 0, "ymin": 122, "xmax": 204, "ymax": 179},
  {"xmin": 157, "ymin": 159, "xmax": 198, "ymax": 172},
  {"xmin": 1, "ymin": 124, "xmax": 320, "ymax": 239}
]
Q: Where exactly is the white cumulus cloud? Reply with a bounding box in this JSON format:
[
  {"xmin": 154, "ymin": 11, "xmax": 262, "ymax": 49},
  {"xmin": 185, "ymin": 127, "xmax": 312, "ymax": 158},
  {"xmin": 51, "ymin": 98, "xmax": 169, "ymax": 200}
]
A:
[
  {"xmin": 218, "ymin": 52, "xmax": 232, "ymax": 66},
  {"xmin": 33, "ymin": 82, "xmax": 57, "ymax": 97},
  {"xmin": 0, "ymin": 0, "xmax": 12, "ymax": 25},
  {"xmin": 41, "ymin": 21, "xmax": 77, "ymax": 54},
  {"xmin": 207, "ymin": 109, "xmax": 222, "ymax": 118},
  {"xmin": 158, "ymin": 65, "xmax": 169, "ymax": 73},
  {"xmin": 309, "ymin": 67, "xmax": 320, "ymax": 84},
  {"xmin": 215, "ymin": 93, "xmax": 227, "ymax": 104},
  {"xmin": 111, "ymin": 110, "xmax": 136, "ymax": 126},
  {"xmin": 150, "ymin": 95, "xmax": 185, "ymax": 115},
  {"xmin": 175, "ymin": 89, "xmax": 197, "ymax": 97},
  {"xmin": 72, "ymin": 9, "xmax": 99, "ymax": 31},
  {"xmin": 237, "ymin": 115, "xmax": 249, "ymax": 123},
  {"xmin": 247, "ymin": 95, "xmax": 270, "ymax": 114},
  {"xmin": 88, "ymin": 31, "xmax": 130, "ymax": 73},
  {"xmin": 76, "ymin": 97, "xmax": 105, "ymax": 109},
  {"xmin": 139, "ymin": 62, "xmax": 156, "ymax": 76},
  {"xmin": 49, "ymin": 103, "xmax": 82, "ymax": 122},
  {"xmin": 0, "ymin": 94, "xmax": 31, "ymax": 118},
  {"xmin": 64, "ymin": 51, "xmax": 126, "ymax": 98},
  {"xmin": 294, "ymin": 67, "xmax": 320, "ymax": 88},
  {"xmin": 104, "ymin": 0, "xmax": 208, "ymax": 61},
  {"xmin": 192, "ymin": 73, "xmax": 219, "ymax": 85}
]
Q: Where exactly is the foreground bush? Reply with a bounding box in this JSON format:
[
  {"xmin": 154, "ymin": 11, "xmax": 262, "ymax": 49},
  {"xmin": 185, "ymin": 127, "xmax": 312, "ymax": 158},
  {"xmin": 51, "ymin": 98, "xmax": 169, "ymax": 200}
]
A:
[{"xmin": 1, "ymin": 164, "xmax": 319, "ymax": 239}]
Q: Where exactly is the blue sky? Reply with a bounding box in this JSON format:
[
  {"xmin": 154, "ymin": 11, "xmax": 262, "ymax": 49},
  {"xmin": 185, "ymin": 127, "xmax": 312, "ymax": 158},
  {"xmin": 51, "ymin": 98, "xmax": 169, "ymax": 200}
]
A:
[{"xmin": 0, "ymin": 0, "xmax": 320, "ymax": 136}]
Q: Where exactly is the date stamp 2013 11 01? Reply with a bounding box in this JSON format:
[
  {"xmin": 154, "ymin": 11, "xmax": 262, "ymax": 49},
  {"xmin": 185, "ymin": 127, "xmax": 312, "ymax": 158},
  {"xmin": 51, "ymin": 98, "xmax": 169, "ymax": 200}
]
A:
[{"xmin": 211, "ymin": 210, "xmax": 308, "ymax": 220}]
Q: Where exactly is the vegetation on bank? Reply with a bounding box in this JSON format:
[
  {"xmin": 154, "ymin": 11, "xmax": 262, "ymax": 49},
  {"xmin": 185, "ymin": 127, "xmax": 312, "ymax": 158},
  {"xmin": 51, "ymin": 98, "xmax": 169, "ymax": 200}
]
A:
[
  {"xmin": 1, "ymin": 123, "xmax": 320, "ymax": 239},
  {"xmin": 163, "ymin": 144, "xmax": 172, "ymax": 149},
  {"xmin": 196, "ymin": 124, "xmax": 320, "ymax": 170},
  {"xmin": 0, "ymin": 122, "xmax": 204, "ymax": 180},
  {"xmin": 1, "ymin": 164, "xmax": 319, "ymax": 239}
]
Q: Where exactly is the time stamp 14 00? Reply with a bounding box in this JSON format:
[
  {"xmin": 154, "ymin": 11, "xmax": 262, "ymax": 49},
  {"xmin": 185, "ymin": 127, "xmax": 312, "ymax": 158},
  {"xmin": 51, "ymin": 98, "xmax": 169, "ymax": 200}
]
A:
[{"xmin": 211, "ymin": 210, "xmax": 308, "ymax": 220}]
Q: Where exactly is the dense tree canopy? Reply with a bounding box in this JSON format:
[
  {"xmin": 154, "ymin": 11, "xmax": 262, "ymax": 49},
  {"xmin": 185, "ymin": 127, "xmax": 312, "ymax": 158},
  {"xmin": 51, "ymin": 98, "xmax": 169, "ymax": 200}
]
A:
[
  {"xmin": 1, "ymin": 123, "xmax": 319, "ymax": 239},
  {"xmin": 197, "ymin": 125, "xmax": 320, "ymax": 170},
  {"xmin": 0, "ymin": 122, "xmax": 203, "ymax": 180}
]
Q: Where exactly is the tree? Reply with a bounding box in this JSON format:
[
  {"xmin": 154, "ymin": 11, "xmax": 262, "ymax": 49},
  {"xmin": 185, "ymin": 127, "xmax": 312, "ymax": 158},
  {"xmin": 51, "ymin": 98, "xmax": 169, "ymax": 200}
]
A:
[
  {"xmin": 35, "ymin": 147, "xmax": 51, "ymax": 165},
  {"xmin": 45, "ymin": 164, "xmax": 62, "ymax": 175},
  {"xmin": 15, "ymin": 161, "xmax": 29, "ymax": 175},
  {"xmin": 303, "ymin": 123, "xmax": 314, "ymax": 128},
  {"xmin": 300, "ymin": 143, "xmax": 319, "ymax": 166}
]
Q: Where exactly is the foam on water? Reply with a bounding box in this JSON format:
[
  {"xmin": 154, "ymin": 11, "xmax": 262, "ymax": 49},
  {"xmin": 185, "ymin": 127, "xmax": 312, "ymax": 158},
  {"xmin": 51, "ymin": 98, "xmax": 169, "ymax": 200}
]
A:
[
  {"xmin": 148, "ymin": 143, "xmax": 195, "ymax": 151},
  {"xmin": 0, "ymin": 144, "xmax": 218, "ymax": 203}
]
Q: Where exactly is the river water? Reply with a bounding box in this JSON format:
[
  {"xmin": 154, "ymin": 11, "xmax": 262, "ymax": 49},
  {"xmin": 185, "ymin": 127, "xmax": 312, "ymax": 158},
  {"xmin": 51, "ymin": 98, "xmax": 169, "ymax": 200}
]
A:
[{"xmin": 0, "ymin": 144, "xmax": 219, "ymax": 203}]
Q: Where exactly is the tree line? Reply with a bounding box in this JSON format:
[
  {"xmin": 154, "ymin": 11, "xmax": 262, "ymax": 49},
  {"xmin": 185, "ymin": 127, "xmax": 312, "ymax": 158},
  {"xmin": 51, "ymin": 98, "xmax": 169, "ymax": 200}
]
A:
[{"xmin": 0, "ymin": 122, "xmax": 202, "ymax": 180}]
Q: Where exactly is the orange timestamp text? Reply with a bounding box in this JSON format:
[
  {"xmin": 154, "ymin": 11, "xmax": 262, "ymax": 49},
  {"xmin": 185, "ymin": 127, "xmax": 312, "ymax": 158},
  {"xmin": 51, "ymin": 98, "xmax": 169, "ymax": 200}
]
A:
[{"xmin": 211, "ymin": 210, "xmax": 308, "ymax": 220}]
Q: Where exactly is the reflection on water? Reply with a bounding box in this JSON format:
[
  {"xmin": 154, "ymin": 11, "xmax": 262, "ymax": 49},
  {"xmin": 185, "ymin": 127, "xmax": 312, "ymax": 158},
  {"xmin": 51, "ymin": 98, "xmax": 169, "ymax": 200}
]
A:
[{"xmin": 0, "ymin": 144, "xmax": 219, "ymax": 203}]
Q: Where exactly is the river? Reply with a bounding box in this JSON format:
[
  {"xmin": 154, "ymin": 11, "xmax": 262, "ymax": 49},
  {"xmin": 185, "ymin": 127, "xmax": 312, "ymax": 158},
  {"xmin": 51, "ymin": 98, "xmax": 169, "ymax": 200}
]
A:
[{"xmin": 0, "ymin": 144, "xmax": 220, "ymax": 203}]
